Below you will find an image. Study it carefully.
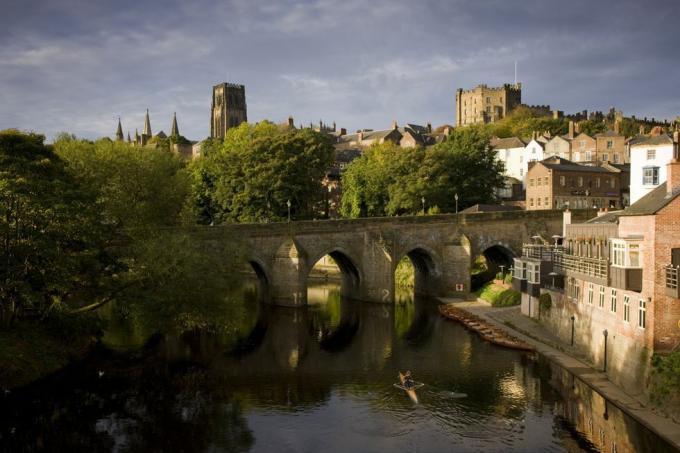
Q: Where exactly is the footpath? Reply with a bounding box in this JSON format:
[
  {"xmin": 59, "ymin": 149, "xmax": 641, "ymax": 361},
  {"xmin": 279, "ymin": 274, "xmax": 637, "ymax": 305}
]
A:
[{"xmin": 438, "ymin": 297, "xmax": 680, "ymax": 450}]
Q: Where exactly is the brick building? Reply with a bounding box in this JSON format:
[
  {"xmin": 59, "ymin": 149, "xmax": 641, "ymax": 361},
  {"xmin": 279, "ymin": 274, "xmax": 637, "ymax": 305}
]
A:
[
  {"xmin": 512, "ymin": 157, "xmax": 680, "ymax": 393},
  {"xmin": 525, "ymin": 157, "xmax": 626, "ymax": 210},
  {"xmin": 455, "ymin": 83, "xmax": 522, "ymax": 126},
  {"xmin": 594, "ymin": 127, "xmax": 627, "ymax": 164}
]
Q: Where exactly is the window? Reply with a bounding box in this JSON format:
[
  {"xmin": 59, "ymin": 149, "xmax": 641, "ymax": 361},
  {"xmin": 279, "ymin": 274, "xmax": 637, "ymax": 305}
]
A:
[
  {"xmin": 574, "ymin": 151, "xmax": 581, "ymax": 161},
  {"xmin": 529, "ymin": 198, "xmax": 534, "ymax": 207},
  {"xmin": 513, "ymin": 258, "xmax": 527, "ymax": 279},
  {"xmin": 610, "ymin": 289, "xmax": 617, "ymax": 313},
  {"xmin": 643, "ymin": 167, "xmax": 659, "ymax": 185},
  {"xmin": 599, "ymin": 286, "xmax": 605, "ymax": 308},
  {"xmin": 486, "ymin": 97, "xmax": 490, "ymax": 103},
  {"xmin": 520, "ymin": 156, "xmax": 524, "ymax": 163},
  {"xmin": 585, "ymin": 151, "xmax": 593, "ymax": 161},
  {"xmin": 607, "ymin": 140, "xmax": 613, "ymax": 149},
  {"xmin": 647, "ymin": 149, "xmax": 656, "ymax": 160},
  {"xmin": 638, "ymin": 299, "xmax": 646, "ymax": 328},
  {"xmin": 623, "ymin": 295, "xmax": 630, "ymax": 322},
  {"xmin": 486, "ymin": 106, "xmax": 491, "ymax": 113},
  {"xmin": 613, "ymin": 154, "xmax": 620, "ymax": 163},
  {"xmin": 545, "ymin": 197, "xmax": 549, "ymax": 206},
  {"xmin": 520, "ymin": 168, "xmax": 524, "ymax": 176},
  {"xmin": 537, "ymin": 197, "xmax": 542, "ymax": 206},
  {"xmin": 544, "ymin": 176, "xmax": 548, "ymax": 185},
  {"xmin": 560, "ymin": 176, "xmax": 566, "ymax": 186},
  {"xmin": 588, "ymin": 283, "xmax": 594, "ymax": 304},
  {"xmin": 611, "ymin": 239, "xmax": 643, "ymax": 267},
  {"xmin": 602, "ymin": 153, "xmax": 608, "ymax": 162},
  {"xmin": 579, "ymin": 140, "xmax": 585, "ymax": 149},
  {"xmin": 595, "ymin": 177, "xmax": 601, "ymax": 188},
  {"xmin": 527, "ymin": 262, "xmax": 540, "ymax": 284},
  {"xmin": 529, "ymin": 178, "xmax": 534, "ymax": 187}
]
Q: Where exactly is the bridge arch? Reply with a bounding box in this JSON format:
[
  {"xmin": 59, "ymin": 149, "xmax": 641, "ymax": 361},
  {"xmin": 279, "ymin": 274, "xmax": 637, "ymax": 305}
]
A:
[
  {"xmin": 470, "ymin": 242, "xmax": 517, "ymax": 290},
  {"xmin": 396, "ymin": 244, "xmax": 443, "ymax": 298},
  {"xmin": 248, "ymin": 257, "xmax": 272, "ymax": 303},
  {"xmin": 306, "ymin": 247, "xmax": 362, "ymax": 300}
]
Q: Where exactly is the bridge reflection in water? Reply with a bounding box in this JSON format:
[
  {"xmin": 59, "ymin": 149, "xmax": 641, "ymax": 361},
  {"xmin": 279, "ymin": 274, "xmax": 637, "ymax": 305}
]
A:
[{"xmin": 0, "ymin": 281, "xmax": 676, "ymax": 452}]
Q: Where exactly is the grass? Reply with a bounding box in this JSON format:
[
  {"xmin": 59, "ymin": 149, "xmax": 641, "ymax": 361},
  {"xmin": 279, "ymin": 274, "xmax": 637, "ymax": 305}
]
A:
[
  {"xmin": 475, "ymin": 281, "xmax": 521, "ymax": 307},
  {"xmin": 0, "ymin": 320, "xmax": 96, "ymax": 389}
]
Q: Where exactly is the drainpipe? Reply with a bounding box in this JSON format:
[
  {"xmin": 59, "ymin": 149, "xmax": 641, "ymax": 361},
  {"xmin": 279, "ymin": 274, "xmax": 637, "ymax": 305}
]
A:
[
  {"xmin": 570, "ymin": 315, "xmax": 575, "ymax": 346},
  {"xmin": 602, "ymin": 329, "xmax": 608, "ymax": 372}
]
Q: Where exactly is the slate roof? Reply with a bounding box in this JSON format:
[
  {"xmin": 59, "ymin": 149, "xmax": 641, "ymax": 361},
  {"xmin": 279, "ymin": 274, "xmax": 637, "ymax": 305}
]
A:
[
  {"xmin": 491, "ymin": 137, "xmax": 526, "ymax": 149},
  {"xmin": 538, "ymin": 157, "xmax": 614, "ymax": 173},
  {"xmin": 621, "ymin": 182, "xmax": 680, "ymax": 216},
  {"xmin": 595, "ymin": 130, "xmax": 624, "ymax": 138},
  {"xmin": 629, "ymin": 134, "xmax": 674, "ymax": 146},
  {"xmin": 584, "ymin": 210, "xmax": 623, "ymax": 224}
]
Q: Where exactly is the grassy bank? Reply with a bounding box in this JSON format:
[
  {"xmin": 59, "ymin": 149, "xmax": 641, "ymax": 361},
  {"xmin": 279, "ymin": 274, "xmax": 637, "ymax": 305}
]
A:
[
  {"xmin": 474, "ymin": 281, "xmax": 520, "ymax": 307},
  {"xmin": 0, "ymin": 320, "xmax": 98, "ymax": 389}
]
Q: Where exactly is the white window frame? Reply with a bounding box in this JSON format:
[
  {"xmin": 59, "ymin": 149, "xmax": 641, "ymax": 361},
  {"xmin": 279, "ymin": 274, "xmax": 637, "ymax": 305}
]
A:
[
  {"xmin": 527, "ymin": 261, "xmax": 540, "ymax": 284},
  {"xmin": 610, "ymin": 239, "xmax": 643, "ymax": 268},
  {"xmin": 638, "ymin": 299, "xmax": 646, "ymax": 329},
  {"xmin": 643, "ymin": 166, "xmax": 659, "ymax": 185},
  {"xmin": 623, "ymin": 295, "xmax": 630, "ymax": 322},
  {"xmin": 588, "ymin": 283, "xmax": 594, "ymax": 304},
  {"xmin": 647, "ymin": 149, "xmax": 656, "ymax": 160},
  {"xmin": 610, "ymin": 289, "xmax": 617, "ymax": 313},
  {"xmin": 598, "ymin": 286, "xmax": 605, "ymax": 308},
  {"xmin": 513, "ymin": 258, "xmax": 527, "ymax": 280}
]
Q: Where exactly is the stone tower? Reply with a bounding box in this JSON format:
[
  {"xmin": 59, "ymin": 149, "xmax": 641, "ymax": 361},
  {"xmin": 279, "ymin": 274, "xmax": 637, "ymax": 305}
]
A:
[
  {"xmin": 455, "ymin": 83, "xmax": 522, "ymax": 127},
  {"xmin": 211, "ymin": 82, "xmax": 247, "ymax": 140}
]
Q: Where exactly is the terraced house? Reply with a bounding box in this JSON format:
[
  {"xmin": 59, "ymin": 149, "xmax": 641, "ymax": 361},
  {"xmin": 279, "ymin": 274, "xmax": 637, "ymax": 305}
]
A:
[{"xmin": 512, "ymin": 157, "xmax": 680, "ymax": 393}]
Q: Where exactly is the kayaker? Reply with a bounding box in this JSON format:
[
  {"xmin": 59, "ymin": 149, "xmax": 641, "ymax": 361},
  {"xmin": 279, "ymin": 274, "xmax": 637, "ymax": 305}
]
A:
[{"xmin": 403, "ymin": 370, "xmax": 415, "ymax": 389}]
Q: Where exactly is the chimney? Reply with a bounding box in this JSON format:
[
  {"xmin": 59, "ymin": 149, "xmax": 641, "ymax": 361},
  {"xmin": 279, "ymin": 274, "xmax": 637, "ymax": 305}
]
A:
[
  {"xmin": 651, "ymin": 126, "xmax": 663, "ymax": 136},
  {"xmin": 639, "ymin": 124, "xmax": 645, "ymax": 135},
  {"xmin": 568, "ymin": 121, "xmax": 574, "ymax": 139},
  {"xmin": 339, "ymin": 127, "xmax": 346, "ymax": 136},
  {"xmin": 444, "ymin": 126, "xmax": 451, "ymax": 136},
  {"xmin": 614, "ymin": 119, "xmax": 620, "ymax": 135},
  {"xmin": 392, "ymin": 120, "xmax": 398, "ymax": 130},
  {"xmin": 668, "ymin": 132, "xmax": 680, "ymax": 195},
  {"xmin": 427, "ymin": 122, "xmax": 432, "ymax": 133},
  {"xmin": 288, "ymin": 116, "xmax": 294, "ymax": 128},
  {"xmin": 563, "ymin": 209, "xmax": 572, "ymax": 237},
  {"xmin": 357, "ymin": 131, "xmax": 364, "ymax": 142},
  {"xmin": 333, "ymin": 121, "xmax": 336, "ymax": 132},
  {"xmin": 575, "ymin": 122, "xmax": 581, "ymax": 134}
]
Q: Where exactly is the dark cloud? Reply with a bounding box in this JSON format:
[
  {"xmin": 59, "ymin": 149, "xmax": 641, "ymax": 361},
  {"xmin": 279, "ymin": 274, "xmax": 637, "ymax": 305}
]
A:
[{"xmin": 1, "ymin": 0, "xmax": 679, "ymax": 141}]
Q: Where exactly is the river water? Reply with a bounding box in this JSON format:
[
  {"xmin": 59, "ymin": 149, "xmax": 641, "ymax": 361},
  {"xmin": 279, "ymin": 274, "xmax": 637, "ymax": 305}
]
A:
[{"xmin": 0, "ymin": 282, "xmax": 676, "ymax": 452}]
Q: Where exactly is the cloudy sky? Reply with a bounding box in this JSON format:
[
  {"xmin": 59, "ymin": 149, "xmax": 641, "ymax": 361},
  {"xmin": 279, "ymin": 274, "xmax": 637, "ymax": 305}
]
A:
[{"xmin": 1, "ymin": 0, "xmax": 679, "ymax": 141}]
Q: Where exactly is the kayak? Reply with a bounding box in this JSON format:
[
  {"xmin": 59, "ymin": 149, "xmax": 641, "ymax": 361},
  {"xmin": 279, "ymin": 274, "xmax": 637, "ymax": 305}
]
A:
[{"xmin": 395, "ymin": 372, "xmax": 421, "ymax": 403}]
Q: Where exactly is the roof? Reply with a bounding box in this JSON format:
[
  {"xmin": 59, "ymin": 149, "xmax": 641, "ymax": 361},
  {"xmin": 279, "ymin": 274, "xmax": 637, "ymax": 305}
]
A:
[
  {"xmin": 629, "ymin": 134, "xmax": 673, "ymax": 147},
  {"xmin": 537, "ymin": 156, "xmax": 614, "ymax": 173},
  {"xmin": 595, "ymin": 130, "xmax": 623, "ymax": 138},
  {"xmin": 584, "ymin": 210, "xmax": 623, "ymax": 224},
  {"xmin": 460, "ymin": 204, "xmax": 523, "ymax": 213},
  {"xmin": 622, "ymin": 182, "xmax": 680, "ymax": 216},
  {"xmin": 491, "ymin": 137, "xmax": 525, "ymax": 149}
]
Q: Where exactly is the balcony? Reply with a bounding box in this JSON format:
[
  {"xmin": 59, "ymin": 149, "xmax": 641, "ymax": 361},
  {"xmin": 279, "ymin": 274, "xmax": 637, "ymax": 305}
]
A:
[
  {"xmin": 554, "ymin": 253, "xmax": 608, "ymax": 283},
  {"xmin": 522, "ymin": 244, "xmax": 564, "ymax": 261},
  {"xmin": 666, "ymin": 265, "xmax": 679, "ymax": 298},
  {"xmin": 609, "ymin": 266, "xmax": 642, "ymax": 292}
]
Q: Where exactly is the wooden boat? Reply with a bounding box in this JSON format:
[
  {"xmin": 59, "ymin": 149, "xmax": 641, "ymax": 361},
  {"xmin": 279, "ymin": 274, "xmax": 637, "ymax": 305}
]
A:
[{"xmin": 395, "ymin": 372, "xmax": 421, "ymax": 403}]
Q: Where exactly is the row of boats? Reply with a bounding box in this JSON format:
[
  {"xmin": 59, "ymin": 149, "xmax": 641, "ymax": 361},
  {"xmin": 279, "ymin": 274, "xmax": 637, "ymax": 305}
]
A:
[{"xmin": 438, "ymin": 304, "xmax": 535, "ymax": 352}]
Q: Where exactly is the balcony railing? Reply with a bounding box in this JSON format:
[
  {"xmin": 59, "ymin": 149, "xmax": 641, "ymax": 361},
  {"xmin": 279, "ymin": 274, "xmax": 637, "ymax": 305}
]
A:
[
  {"xmin": 522, "ymin": 244, "xmax": 564, "ymax": 261},
  {"xmin": 554, "ymin": 253, "xmax": 608, "ymax": 280},
  {"xmin": 666, "ymin": 265, "xmax": 679, "ymax": 298}
]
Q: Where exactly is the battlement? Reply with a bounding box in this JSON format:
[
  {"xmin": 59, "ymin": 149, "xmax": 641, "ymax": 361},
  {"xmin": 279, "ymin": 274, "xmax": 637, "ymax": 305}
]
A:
[
  {"xmin": 456, "ymin": 82, "xmax": 521, "ymax": 95},
  {"xmin": 214, "ymin": 82, "xmax": 245, "ymax": 91}
]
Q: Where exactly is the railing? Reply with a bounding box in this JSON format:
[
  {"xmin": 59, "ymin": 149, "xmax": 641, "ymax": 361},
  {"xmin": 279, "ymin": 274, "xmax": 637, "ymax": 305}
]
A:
[
  {"xmin": 522, "ymin": 244, "xmax": 564, "ymax": 261},
  {"xmin": 554, "ymin": 253, "xmax": 608, "ymax": 279},
  {"xmin": 666, "ymin": 265, "xmax": 679, "ymax": 291}
]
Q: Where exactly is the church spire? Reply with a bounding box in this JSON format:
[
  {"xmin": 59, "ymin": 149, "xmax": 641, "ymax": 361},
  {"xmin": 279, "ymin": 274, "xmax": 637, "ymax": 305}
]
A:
[
  {"xmin": 143, "ymin": 109, "xmax": 152, "ymax": 136},
  {"xmin": 127, "ymin": 131, "xmax": 131, "ymax": 143},
  {"xmin": 115, "ymin": 117, "xmax": 124, "ymax": 141},
  {"xmin": 170, "ymin": 112, "xmax": 179, "ymax": 137}
]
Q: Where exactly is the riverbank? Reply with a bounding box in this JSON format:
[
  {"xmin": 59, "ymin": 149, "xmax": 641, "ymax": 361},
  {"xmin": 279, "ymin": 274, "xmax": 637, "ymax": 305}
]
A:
[
  {"xmin": 0, "ymin": 321, "xmax": 97, "ymax": 390},
  {"xmin": 438, "ymin": 297, "xmax": 680, "ymax": 451}
]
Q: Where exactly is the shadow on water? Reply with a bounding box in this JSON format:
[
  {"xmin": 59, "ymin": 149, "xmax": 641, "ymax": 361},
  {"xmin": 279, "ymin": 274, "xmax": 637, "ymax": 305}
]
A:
[{"xmin": 0, "ymin": 280, "xmax": 677, "ymax": 452}]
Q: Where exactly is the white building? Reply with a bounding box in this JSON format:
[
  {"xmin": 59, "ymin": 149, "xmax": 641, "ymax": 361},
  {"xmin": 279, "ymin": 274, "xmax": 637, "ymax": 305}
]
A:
[
  {"xmin": 629, "ymin": 133, "xmax": 677, "ymax": 204},
  {"xmin": 492, "ymin": 136, "xmax": 545, "ymax": 188}
]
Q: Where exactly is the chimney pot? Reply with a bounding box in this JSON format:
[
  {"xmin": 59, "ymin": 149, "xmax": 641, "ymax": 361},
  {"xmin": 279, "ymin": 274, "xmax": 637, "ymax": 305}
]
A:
[{"xmin": 392, "ymin": 120, "xmax": 398, "ymax": 130}]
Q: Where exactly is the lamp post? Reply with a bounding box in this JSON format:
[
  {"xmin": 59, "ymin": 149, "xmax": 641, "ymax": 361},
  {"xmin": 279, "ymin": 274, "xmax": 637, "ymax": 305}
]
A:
[
  {"xmin": 455, "ymin": 193, "xmax": 459, "ymax": 213},
  {"xmin": 570, "ymin": 315, "xmax": 575, "ymax": 346},
  {"xmin": 421, "ymin": 196, "xmax": 425, "ymax": 215},
  {"xmin": 500, "ymin": 265, "xmax": 506, "ymax": 278},
  {"xmin": 287, "ymin": 199, "xmax": 291, "ymax": 222},
  {"xmin": 603, "ymin": 329, "xmax": 608, "ymax": 372}
]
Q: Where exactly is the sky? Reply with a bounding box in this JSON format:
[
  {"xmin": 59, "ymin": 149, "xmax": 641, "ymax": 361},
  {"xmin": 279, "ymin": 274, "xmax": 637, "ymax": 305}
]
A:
[{"xmin": 1, "ymin": 0, "xmax": 679, "ymax": 141}]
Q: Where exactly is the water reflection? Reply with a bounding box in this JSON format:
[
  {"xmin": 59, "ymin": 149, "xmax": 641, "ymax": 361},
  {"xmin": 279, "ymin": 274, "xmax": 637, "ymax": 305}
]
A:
[{"xmin": 0, "ymin": 282, "xmax": 676, "ymax": 452}]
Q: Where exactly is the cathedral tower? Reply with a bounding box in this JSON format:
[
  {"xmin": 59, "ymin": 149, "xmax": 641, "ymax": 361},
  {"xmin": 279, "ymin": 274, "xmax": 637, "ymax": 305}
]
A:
[{"xmin": 211, "ymin": 82, "xmax": 247, "ymax": 140}]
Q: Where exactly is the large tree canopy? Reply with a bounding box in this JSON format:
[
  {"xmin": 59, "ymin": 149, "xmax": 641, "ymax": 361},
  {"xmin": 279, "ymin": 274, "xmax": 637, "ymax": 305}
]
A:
[
  {"xmin": 340, "ymin": 127, "xmax": 505, "ymax": 217},
  {"xmin": 190, "ymin": 122, "xmax": 335, "ymax": 223}
]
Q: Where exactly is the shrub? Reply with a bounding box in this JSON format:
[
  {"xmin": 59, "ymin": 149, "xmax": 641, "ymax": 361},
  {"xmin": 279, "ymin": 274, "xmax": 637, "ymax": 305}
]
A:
[
  {"xmin": 539, "ymin": 292, "xmax": 552, "ymax": 310},
  {"xmin": 494, "ymin": 289, "xmax": 520, "ymax": 307},
  {"xmin": 651, "ymin": 352, "xmax": 680, "ymax": 404},
  {"xmin": 504, "ymin": 273, "xmax": 513, "ymax": 284}
]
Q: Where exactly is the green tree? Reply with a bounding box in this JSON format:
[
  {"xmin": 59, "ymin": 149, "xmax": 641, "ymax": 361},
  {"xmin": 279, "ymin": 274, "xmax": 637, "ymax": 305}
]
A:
[
  {"xmin": 340, "ymin": 127, "xmax": 504, "ymax": 217},
  {"xmin": 190, "ymin": 122, "xmax": 334, "ymax": 223},
  {"xmin": 0, "ymin": 130, "xmax": 109, "ymax": 325}
]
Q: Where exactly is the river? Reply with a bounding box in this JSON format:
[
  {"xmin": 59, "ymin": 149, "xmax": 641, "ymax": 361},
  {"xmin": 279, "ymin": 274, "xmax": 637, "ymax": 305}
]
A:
[{"xmin": 0, "ymin": 282, "xmax": 676, "ymax": 452}]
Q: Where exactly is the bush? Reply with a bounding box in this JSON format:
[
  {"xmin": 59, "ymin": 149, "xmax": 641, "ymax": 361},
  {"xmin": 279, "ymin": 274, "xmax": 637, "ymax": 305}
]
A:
[
  {"xmin": 494, "ymin": 289, "xmax": 520, "ymax": 307},
  {"xmin": 539, "ymin": 292, "xmax": 552, "ymax": 310},
  {"xmin": 651, "ymin": 352, "xmax": 680, "ymax": 404},
  {"xmin": 504, "ymin": 273, "xmax": 513, "ymax": 284}
]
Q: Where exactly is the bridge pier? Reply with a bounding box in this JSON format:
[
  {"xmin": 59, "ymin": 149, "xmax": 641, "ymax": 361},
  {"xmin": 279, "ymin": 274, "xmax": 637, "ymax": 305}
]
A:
[{"xmin": 270, "ymin": 239, "xmax": 308, "ymax": 306}]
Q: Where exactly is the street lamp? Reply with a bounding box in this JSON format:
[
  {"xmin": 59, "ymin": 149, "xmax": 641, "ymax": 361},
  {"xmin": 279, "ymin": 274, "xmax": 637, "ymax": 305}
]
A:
[
  {"xmin": 570, "ymin": 315, "xmax": 575, "ymax": 346},
  {"xmin": 287, "ymin": 199, "xmax": 291, "ymax": 222},
  {"xmin": 603, "ymin": 329, "xmax": 608, "ymax": 372},
  {"xmin": 454, "ymin": 193, "xmax": 459, "ymax": 213},
  {"xmin": 421, "ymin": 196, "xmax": 425, "ymax": 215}
]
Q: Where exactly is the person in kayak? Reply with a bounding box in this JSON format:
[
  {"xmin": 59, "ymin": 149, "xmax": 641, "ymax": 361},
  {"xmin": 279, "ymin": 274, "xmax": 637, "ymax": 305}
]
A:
[{"xmin": 403, "ymin": 370, "xmax": 415, "ymax": 389}]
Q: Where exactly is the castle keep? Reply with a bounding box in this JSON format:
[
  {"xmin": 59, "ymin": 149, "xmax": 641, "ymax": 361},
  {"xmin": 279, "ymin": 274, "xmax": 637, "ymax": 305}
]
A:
[
  {"xmin": 455, "ymin": 83, "xmax": 522, "ymax": 126},
  {"xmin": 211, "ymin": 82, "xmax": 247, "ymax": 140}
]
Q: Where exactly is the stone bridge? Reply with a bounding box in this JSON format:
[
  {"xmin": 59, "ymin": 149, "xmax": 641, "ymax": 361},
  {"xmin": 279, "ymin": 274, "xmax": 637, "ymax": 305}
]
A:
[{"xmin": 188, "ymin": 209, "xmax": 588, "ymax": 306}]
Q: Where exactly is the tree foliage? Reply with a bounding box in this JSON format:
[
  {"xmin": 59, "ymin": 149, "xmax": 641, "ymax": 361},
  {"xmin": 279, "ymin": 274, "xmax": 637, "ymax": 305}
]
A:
[
  {"xmin": 340, "ymin": 127, "xmax": 505, "ymax": 217},
  {"xmin": 189, "ymin": 121, "xmax": 335, "ymax": 223}
]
